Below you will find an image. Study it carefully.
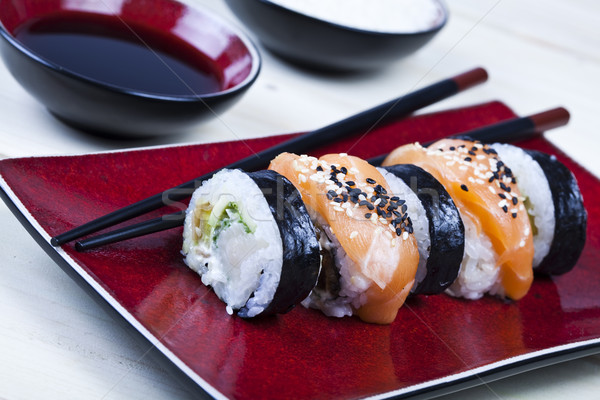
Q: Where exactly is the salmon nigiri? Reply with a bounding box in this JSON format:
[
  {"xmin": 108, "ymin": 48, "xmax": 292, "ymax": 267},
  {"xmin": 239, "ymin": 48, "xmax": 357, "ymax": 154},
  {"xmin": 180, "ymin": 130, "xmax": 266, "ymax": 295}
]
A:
[
  {"xmin": 383, "ymin": 139, "xmax": 534, "ymax": 301},
  {"xmin": 270, "ymin": 153, "xmax": 419, "ymax": 324}
]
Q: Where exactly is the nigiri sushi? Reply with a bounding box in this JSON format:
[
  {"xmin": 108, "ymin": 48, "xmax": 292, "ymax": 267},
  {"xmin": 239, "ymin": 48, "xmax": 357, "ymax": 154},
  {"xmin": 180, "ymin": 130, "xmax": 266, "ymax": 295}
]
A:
[
  {"xmin": 182, "ymin": 169, "xmax": 320, "ymax": 317},
  {"xmin": 270, "ymin": 153, "xmax": 419, "ymax": 324},
  {"xmin": 383, "ymin": 139, "xmax": 534, "ymax": 301}
]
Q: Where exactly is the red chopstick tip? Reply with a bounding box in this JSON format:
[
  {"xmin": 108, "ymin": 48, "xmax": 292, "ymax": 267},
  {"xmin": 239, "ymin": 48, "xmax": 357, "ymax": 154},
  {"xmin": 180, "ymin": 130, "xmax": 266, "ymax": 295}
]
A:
[
  {"xmin": 452, "ymin": 67, "xmax": 488, "ymax": 91},
  {"xmin": 530, "ymin": 107, "xmax": 570, "ymax": 132}
]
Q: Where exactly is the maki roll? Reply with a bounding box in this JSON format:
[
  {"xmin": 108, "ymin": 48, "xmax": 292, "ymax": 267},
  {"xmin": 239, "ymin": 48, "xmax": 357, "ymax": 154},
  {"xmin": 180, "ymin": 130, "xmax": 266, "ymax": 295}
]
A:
[
  {"xmin": 383, "ymin": 139, "xmax": 535, "ymax": 301},
  {"xmin": 270, "ymin": 153, "xmax": 419, "ymax": 324},
  {"xmin": 182, "ymin": 169, "xmax": 320, "ymax": 318},
  {"xmin": 377, "ymin": 164, "xmax": 465, "ymax": 295},
  {"xmin": 492, "ymin": 144, "xmax": 586, "ymax": 275}
]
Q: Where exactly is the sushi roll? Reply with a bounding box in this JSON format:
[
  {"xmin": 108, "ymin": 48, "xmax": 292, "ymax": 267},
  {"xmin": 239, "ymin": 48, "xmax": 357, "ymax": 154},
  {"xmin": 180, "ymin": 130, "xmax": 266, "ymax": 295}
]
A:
[
  {"xmin": 383, "ymin": 139, "xmax": 534, "ymax": 301},
  {"xmin": 269, "ymin": 153, "xmax": 419, "ymax": 324},
  {"xmin": 377, "ymin": 164, "xmax": 465, "ymax": 295},
  {"xmin": 182, "ymin": 169, "xmax": 320, "ymax": 318},
  {"xmin": 492, "ymin": 144, "xmax": 586, "ymax": 275}
]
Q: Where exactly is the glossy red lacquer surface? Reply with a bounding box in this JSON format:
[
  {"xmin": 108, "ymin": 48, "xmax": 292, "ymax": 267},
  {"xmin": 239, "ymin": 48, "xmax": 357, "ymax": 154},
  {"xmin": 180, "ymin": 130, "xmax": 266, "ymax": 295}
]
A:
[{"xmin": 1, "ymin": 102, "xmax": 599, "ymax": 400}]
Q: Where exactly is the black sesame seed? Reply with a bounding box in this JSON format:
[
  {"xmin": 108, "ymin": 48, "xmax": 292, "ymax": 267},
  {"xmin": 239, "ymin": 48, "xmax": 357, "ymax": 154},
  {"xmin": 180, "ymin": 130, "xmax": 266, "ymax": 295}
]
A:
[
  {"xmin": 340, "ymin": 167, "xmax": 348, "ymax": 174},
  {"xmin": 342, "ymin": 193, "xmax": 349, "ymax": 202},
  {"xmin": 370, "ymin": 195, "xmax": 378, "ymax": 202},
  {"xmin": 365, "ymin": 213, "xmax": 372, "ymax": 219},
  {"xmin": 512, "ymin": 197, "xmax": 518, "ymax": 205},
  {"xmin": 390, "ymin": 196, "xmax": 400, "ymax": 201},
  {"xmin": 461, "ymin": 184, "xmax": 469, "ymax": 192},
  {"xmin": 336, "ymin": 181, "xmax": 343, "ymax": 187},
  {"xmin": 512, "ymin": 212, "xmax": 517, "ymax": 219},
  {"xmin": 366, "ymin": 178, "xmax": 376, "ymax": 184},
  {"xmin": 350, "ymin": 196, "xmax": 359, "ymax": 204},
  {"xmin": 345, "ymin": 180, "xmax": 355, "ymax": 187},
  {"xmin": 464, "ymin": 157, "xmax": 472, "ymax": 162},
  {"xmin": 396, "ymin": 228, "xmax": 402, "ymax": 236},
  {"xmin": 471, "ymin": 146, "xmax": 478, "ymax": 152},
  {"xmin": 468, "ymin": 151, "xmax": 476, "ymax": 156},
  {"xmin": 502, "ymin": 205, "xmax": 508, "ymax": 213},
  {"xmin": 334, "ymin": 197, "xmax": 343, "ymax": 203},
  {"xmin": 488, "ymin": 176, "xmax": 495, "ymax": 183},
  {"xmin": 316, "ymin": 166, "xmax": 323, "ymax": 172},
  {"xmin": 376, "ymin": 208, "xmax": 386, "ymax": 217},
  {"xmin": 498, "ymin": 193, "xmax": 506, "ymax": 199},
  {"xmin": 392, "ymin": 211, "xmax": 401, "ymax": 217},
  {"xmin": 326, "ymin": 193, "xmax": 333, "ymax": 200},
  {"xmin": 366, "ymin": 203, "xmax": 374, "ymax": 210},
  {"xmin": 328, "ymin": 190, "xmax": 337, "ymax": 197},
  {"xmin": 449, "ymin": 146, "xmax": 456, "ymax": 151},
  {"xmin": 401, "ymin": 204, "xmax": 408, "ymax": 213},
  {"xmin": 397, "ymin": 199, "xmax": 406, "ymax": 206},
  {"xmin": 407, "ymin": 226, "xmax": 414, "ymax": 234},
  {"xmin": 385, "ymin": 211, "xmax": 392, "ymax": 218}
]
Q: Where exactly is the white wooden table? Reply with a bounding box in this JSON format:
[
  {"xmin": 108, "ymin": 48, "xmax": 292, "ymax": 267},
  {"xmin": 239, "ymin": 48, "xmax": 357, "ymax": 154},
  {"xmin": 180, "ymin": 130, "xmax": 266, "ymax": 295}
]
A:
[{"xmin": 1, "ymin": 1, "xmax": 599, "ymax": 399}]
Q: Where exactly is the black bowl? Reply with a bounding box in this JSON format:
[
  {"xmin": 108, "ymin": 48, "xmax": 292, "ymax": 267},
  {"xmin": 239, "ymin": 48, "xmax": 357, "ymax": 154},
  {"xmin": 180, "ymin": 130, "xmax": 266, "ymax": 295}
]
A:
[
  {"xmin": 0, "ymin": 0, "xmax": 261, "ymax": 137},
  {"xmin": 224, "ymin": 0, "xmax": 447, "ymax": 71}
]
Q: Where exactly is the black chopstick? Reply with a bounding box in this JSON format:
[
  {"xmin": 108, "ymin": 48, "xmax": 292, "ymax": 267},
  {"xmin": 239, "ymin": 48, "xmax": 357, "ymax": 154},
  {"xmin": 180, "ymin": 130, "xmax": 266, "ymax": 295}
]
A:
[
  {"xmin": 52, "ymin": 67, "xmax": 488, "ymax": 246},
  {"xmin": 74, "ymin": 107, "xmax": 570, "ymax": 251},
  {"xmin": 368, "ymin": 107, "xmax": 570, "ymax": 165}
]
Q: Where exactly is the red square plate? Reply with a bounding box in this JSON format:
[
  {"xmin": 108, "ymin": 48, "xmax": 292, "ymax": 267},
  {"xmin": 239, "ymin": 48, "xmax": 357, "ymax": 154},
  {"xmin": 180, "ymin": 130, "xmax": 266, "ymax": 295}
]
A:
[{"xmin": 1, "ymin": 101, "xmax": 599, "ymax": 400}]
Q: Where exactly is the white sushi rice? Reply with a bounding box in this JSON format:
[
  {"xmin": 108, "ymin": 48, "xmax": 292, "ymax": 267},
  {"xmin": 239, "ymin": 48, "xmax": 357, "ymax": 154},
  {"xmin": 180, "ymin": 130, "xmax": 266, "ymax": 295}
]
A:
[
  {"xmin": 378, "ymin": 168, "xmax": 430, "ymax": 291},
  {"xmin": 492, "ymin": 143, "xmax": 555, "ymax": 267},
  {"xmin": 446, "ymin": 214, "xmax": 500, "ymax": 300},
  {"xmin": 182, "ymin": 169, "xmax": 283, "ymax": 317},
  {"xmin": 301, "ymin": 212, "xmax": 370, "ymax": 318}
]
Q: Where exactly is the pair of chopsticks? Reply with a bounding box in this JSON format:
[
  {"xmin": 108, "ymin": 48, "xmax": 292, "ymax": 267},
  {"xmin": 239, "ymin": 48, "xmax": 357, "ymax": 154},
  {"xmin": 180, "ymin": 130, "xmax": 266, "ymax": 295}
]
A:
[{"xmin": 50, "ymin": 67, "xmax": 569, "ymax": 251}]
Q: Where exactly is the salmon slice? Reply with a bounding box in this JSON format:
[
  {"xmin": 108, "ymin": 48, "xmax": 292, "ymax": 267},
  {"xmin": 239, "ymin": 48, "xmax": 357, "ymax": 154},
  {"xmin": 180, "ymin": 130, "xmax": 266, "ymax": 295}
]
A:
[
  {"xmin": 383, "ymin": 139, "xmax": 534, "ymax": 300},
  {"xmin": 270, "ymin": 152, "xmax": 419, "ymax": 324}
]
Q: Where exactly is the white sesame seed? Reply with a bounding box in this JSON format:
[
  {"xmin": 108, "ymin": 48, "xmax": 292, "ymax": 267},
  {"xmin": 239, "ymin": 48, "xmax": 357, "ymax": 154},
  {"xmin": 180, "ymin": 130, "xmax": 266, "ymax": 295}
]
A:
[
  {"xmin": 488, "ymin": 186, "xmax": 496, "ymax": 194},
  {"xmin": 339, "ymin": 153, "xmax": 348, "ymax": 157},
  {"xmin": 379, "ymin": 217, "xmax": 387, "ymax": 225},
  {"xmin": 446, "ymin": 161, "xmax": 456, "ymax": 167},
  {"xmin": 468, "ymin": 177, "xmax": 475, "ymax": 183},
  {"xmin": 329, "ymin": 201, "xmax": 338, "ymax": 207},
  {"xmin": 358, "ymin": 194, "xmax": 366, "ymax": 201},
  {"xmin": 402, "ymin": 231, "xmax": 409, "ymax": 240},
  {"xmin": 476, "ymin": 179, "xmax": 485, "ymax": 185},
  {"xmin": 333, "ymin": 206, "xmax": 344, "ymax": 212},
  {"xmin": 350, "ymin": 167, "xmax": 359, "ymax": 173},
  {"xmin": 459, "ymin": 165, "xmax": 468, "ymax": 171},
  {"xmin": 301, "ymin": 168, "xmax": 309, "ymax": 174},
  {"xmin": 476, "ymin": 155, "xmax": 486, "ymax": 160},
  {"xmin": 298, "ymin": 174, "xmax": 307, "ymax": 183},
  {"xmin": 350, "ymin": 231, "xmax": 358, "ymax": 239},
  {"xmin": 346, "ymin": 208, "xmax": 354, "ymax": 217},
  {"xmin": 373, "ymin": 198, "xmax": 382, "ymax": 206},
  {"xmin": 391, "ymin": 238, "xmax": 397, "ymax": 247},
  {"xmin": 519, "ymin": 239, "xmax": 526, "ymax": 248},
  {"xmin": 498, "ymin": 199, "xmax": 508, "ymax": 208},
  {"xmin": 384, "ymin": 230, "xmax": 393, "ymax": 239},
  {"xmin": 524, "ymin": 227, "xmax": 530, "ymax": 236}
]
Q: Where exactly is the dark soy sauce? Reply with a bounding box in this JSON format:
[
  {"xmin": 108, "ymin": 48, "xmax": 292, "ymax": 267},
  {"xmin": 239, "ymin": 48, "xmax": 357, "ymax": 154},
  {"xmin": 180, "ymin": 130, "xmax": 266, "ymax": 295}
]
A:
[{"xmin": 14, "ymin": 12, "xmax": 223, "ymax": 96}]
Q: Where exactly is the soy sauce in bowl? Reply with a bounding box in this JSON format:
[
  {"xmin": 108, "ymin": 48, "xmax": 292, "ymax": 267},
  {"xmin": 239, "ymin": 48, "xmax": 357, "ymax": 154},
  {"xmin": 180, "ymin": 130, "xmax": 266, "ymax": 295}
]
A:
[
  {"xmin": 0, "ymin": 0, "xmax": 261, "ymax": 137},
  {"xmin": 14, "ymin": 13, "xmax": 223, "ymax": 96}
]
